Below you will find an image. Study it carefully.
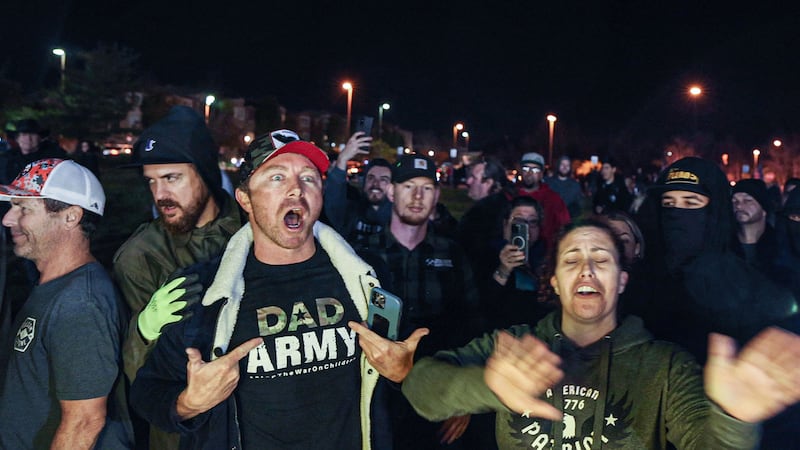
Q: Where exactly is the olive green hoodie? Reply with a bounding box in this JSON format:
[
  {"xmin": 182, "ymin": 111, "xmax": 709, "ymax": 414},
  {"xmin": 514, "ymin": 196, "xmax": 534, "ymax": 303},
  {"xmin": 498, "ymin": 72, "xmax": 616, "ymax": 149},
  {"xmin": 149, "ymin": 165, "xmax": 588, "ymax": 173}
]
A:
[{"xmin": 402, "ymin": 312, "xmax": 761, "ymax": 449}]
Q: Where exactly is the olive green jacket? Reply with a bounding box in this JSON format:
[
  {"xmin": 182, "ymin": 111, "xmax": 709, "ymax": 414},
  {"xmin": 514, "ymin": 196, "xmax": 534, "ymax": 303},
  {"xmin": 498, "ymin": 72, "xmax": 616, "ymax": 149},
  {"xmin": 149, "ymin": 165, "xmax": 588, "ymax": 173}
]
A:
[{"xmin": 114, "ymin": 196, "xmax": 241, "ymax": 382}]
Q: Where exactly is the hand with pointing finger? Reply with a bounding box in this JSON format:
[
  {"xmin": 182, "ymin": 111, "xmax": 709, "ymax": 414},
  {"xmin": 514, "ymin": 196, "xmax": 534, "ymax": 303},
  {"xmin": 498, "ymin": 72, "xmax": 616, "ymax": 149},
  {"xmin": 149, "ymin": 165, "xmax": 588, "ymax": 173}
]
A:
[
  {"xmin": 349, "ymin": 321, "xmax": 429, "ymax": 383},
  {"xmin": 176, "ymin": 337, "xmax": 264, "ymax": 420}
]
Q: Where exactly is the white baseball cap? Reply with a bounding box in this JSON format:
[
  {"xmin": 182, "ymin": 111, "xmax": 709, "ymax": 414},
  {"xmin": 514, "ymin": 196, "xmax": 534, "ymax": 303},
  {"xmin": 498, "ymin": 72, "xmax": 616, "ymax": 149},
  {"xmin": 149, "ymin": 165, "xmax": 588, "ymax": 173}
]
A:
[{"xmin": 0, "ymin": 159, "xmax": 105, "ymax": 216}]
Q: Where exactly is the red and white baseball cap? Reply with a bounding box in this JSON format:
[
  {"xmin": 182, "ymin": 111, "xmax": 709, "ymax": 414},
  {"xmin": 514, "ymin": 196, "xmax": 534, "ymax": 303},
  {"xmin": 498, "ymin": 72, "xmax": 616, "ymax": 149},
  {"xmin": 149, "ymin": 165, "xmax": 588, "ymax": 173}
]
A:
[
  {"xmin": 239, "ymin": 129, "xmax": 330, "ymax": 181},
  {"xmin": 0, "ymin": 159, "xmax": 105, "ymax": 216}
]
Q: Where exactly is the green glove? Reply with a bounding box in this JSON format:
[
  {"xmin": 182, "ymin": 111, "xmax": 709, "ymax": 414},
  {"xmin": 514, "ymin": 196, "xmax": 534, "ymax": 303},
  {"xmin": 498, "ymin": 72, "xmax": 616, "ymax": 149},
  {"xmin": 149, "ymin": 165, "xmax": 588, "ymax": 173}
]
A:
[{"xmin": 138, "ymin": 273, "xmax": 202, "ymax": 342}]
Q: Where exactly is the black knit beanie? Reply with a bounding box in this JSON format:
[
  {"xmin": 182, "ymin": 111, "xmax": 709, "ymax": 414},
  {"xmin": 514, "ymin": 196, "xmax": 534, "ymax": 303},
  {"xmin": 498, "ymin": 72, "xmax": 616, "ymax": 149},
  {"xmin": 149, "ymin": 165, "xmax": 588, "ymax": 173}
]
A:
[{"xmin": 129, "ymin": 105, "xmax": 225, "ymax": 206}]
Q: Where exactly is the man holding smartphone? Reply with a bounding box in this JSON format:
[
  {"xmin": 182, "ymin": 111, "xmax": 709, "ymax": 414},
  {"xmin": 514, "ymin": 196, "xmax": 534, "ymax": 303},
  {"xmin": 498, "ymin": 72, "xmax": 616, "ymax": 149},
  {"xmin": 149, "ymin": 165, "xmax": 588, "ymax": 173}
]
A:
[
  {"xmin": 354, "ymin": 154, "xmax": 483, "ymax": 450},
  {"xmin": 515, "ymin": 152, "xmax": 570, "ymax": 249},
  {"xmin": 487, "ymin": 196, "xmax": 553, "ymax": 330},
  {"xmin": 324, "ymin": 132, "xmax": 394, "ymax": 245}
]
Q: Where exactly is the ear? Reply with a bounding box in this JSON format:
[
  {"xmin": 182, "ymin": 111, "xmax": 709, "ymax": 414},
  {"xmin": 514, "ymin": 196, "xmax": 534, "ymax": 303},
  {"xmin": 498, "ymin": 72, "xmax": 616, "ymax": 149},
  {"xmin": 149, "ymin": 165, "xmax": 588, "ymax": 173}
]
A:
[
  {"xmin": 235, "ymin": 188, "xmax": 252, "ymax": 215},
  {"xmin": 550, "ymin": 275, "xmax": 560, "ymax": 296},
  {"xmin": 63, "ymin": 206, "xmax": 84, "ymax": 230},
  {"xmin": 386, "ymin": 184, "xmax": 396, "ymax": 203},
  {"xmin": 618, "ymin": 270, "xmax": 629, "ymax": 294},
  {"xmin": 432, "ymin": 186, "xmax": 441, "ymax": 205}
]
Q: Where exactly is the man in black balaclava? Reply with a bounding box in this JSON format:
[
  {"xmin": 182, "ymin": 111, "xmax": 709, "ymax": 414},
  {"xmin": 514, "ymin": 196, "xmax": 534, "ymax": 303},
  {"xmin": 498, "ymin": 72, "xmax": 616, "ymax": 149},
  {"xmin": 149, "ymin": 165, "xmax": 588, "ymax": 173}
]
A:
[
  {"xmin": 645, "ymin": 157, "xmax": 797, "ymax": 345},
  {"xmin": 644, "ymin": 157, "xmax": 800, "ymax": 449}
]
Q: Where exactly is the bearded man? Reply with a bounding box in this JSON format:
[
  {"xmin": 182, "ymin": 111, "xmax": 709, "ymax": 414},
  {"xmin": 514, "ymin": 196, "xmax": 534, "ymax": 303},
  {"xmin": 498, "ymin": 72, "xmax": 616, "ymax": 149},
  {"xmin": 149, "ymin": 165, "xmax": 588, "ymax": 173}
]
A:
[{"xmin": 112, "ymin": 106, "xmax": 241, "ymax": 449}]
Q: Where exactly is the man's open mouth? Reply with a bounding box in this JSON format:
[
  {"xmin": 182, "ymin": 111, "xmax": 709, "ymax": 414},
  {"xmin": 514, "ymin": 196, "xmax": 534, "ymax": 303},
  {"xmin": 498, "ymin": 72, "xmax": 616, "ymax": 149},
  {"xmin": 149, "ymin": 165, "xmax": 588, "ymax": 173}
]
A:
[{"xmin": 284, "ymin": 208, "xmax": 303, "ymax": 229}]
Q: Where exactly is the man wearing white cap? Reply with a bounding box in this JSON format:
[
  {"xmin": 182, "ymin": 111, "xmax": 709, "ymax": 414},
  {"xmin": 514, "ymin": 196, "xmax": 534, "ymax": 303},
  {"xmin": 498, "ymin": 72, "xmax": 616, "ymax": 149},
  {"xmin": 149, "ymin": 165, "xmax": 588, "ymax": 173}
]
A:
[
  {"xmin": 0, "ymin": 159, "xmax": 133, "ymax": 449},
  {"xmin": 515, "ymin": 152, "xmax": 570, "ymax": 249}
]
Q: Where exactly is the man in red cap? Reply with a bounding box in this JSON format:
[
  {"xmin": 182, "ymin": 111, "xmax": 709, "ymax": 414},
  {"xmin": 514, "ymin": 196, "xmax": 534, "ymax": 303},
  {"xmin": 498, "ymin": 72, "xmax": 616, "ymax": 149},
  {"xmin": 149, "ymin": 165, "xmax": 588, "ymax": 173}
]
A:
[{"xmin": 131, "ymin": 132, "xmax": 427, "ymax": 449}]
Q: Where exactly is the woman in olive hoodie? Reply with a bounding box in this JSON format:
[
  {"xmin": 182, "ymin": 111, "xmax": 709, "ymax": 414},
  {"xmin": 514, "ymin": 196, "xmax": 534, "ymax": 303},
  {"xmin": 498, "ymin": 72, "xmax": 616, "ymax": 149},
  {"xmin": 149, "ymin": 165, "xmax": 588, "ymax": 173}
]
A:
[{"xmin": 403, "ymin": 219, "xmax": 800, "ymax": 449}]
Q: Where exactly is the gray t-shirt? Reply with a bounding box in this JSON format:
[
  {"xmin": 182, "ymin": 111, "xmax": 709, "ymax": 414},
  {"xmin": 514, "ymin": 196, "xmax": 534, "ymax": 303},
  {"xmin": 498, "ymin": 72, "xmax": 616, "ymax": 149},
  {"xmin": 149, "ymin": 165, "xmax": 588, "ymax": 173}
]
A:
[
  {"xmin": 0, "ymin": 262, "xmax": 133, "ymax": 449},
  {"xmin": 545, "ymin": 176, "xmax": 584, "ymax": 219}
]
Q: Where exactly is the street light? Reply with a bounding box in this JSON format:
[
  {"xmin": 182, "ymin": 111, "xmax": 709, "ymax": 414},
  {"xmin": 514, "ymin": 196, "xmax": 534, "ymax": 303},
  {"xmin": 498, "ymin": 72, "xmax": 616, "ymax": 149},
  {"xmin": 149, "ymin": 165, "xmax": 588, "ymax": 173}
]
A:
[
  {"xmin": 688, "ymin": 85, "xmax": 702, "ymax": 131},
  {"xmin": 461, "ymin": 131, "xmax": 470, "ymax": 151},
  {"xmin": 452, "ymin": 122, "xmax": 464, "ymax": 148},
  {"xmin": 204, "ymin": 95, "xmax": 215, "ymax": 125},
  {"xmin": 378, "ymin": 103, "xmax": 390, "ymax": 139},
  {"xmin": 753, "ymin": 148, "xmax": 761, "ymax": 178},
  {"xmin": 52, "ymin": 48, "xmax": 66, "ymax": 89},
  {"xmin": 342, "ymin": 82, "xmax": 353, "ymax": 136},
  {"xmin": 546, "ymin": 114, "xmax": 557, "ymax": 167}
]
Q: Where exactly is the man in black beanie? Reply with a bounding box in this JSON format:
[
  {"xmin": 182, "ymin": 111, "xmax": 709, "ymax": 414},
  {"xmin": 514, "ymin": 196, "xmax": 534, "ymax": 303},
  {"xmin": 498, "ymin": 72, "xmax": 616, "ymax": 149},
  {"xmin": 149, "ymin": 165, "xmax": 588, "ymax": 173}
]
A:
[
  {"xmin": 731, "ymin": 179, "xmax": 783, "ymax": 274},
  {"xmin": 113, "ymin": 105, "xmax": 241, "ymax": 449}
]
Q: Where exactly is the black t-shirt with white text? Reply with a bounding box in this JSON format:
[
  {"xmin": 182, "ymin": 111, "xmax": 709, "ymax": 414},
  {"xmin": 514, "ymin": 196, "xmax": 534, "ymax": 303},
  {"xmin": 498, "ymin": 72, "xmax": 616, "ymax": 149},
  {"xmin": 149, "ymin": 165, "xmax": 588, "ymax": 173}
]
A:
[{"xmin": 229, "ymin": 241, "xmax": 362, "ymax": 450}]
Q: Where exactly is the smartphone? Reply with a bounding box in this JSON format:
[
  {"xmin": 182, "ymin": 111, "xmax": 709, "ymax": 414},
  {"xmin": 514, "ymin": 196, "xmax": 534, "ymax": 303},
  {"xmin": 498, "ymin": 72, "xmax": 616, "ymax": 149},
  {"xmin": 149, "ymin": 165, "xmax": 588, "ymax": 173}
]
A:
[
  {"xmin": 367, "ymin": 287, "xmax": 402, "ymax": 341},
  {"xmin": 355, "ymin": 115, "xmax": 374, "ymax": 137},
  {"xmin": 510, "ymin": 220, "xmax": 529, "ymax": 264}
]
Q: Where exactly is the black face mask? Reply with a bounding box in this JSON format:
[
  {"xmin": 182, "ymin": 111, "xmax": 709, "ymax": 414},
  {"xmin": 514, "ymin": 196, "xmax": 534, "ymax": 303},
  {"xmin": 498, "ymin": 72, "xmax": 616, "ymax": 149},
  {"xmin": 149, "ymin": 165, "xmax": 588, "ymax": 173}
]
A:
[{"xmin": 661, "ymin": 207, "xmax": 709, "ymax": 274}]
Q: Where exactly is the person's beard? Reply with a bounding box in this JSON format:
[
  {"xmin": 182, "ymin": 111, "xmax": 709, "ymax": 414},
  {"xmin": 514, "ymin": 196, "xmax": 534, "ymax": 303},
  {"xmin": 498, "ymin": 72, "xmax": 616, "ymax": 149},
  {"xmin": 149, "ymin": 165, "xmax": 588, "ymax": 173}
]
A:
[
  {"xmin": 158, "ymin": 191, "xmax": 210, "ymax": 234},
  {"xmin": 396, "ymin": 203, "xmax": 431, "ymax": 226},
  {"xmin": 365, "ymin": 188, "xmax": 385, "ymax": 205},
  {"xmin": 522, "ymin": 177, "xmax": 537, "ymax": 189}
]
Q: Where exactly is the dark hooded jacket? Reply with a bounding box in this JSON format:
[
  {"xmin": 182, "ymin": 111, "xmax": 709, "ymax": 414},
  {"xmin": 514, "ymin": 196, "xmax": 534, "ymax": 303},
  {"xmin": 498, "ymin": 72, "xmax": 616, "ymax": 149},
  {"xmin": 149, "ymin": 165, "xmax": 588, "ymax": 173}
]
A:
[
  {"xmin": 128, "ymin": 105, "xmax": 227, "ymax": 208},
  {"xmin": 402, "ymin": 311, "xmax": 761, "ymax": 449},
  {"xmin": 631, "ymin": 158, "xmax": 799, "ymax": 360},
  {"xmin": 625, "ymin": 158, "xmax": 800, "ymax": 449}
]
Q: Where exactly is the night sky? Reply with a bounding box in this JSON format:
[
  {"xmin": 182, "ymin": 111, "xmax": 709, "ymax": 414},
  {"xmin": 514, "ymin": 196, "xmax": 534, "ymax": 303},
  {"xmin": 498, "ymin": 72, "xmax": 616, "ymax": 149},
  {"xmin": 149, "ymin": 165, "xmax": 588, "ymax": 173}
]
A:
[{"xmin": 4, "ymin": 1, "xmax": 800, "ymax": 150}]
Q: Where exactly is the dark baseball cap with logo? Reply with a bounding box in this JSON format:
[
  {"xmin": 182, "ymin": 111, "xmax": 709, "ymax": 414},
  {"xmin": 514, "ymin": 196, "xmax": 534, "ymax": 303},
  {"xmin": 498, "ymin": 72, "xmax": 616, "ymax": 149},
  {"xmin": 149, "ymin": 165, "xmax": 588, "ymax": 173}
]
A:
[
  {"xmin": 392, "ymin": 154, "xmax": 437, "ymax": 184},
  {"xmin": 649, "ymin": 157, "xmax": 716, "ymax": 198}
]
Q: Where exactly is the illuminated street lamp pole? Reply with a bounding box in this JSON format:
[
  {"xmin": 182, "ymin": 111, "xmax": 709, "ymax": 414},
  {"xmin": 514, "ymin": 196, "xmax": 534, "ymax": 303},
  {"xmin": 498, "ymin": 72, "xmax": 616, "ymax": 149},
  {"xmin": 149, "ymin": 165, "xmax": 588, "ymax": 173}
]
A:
[
  {"xmin": 688, "ymin": 85, "xmax": 702, "ymax": 131},
  {"xmin": 342, "ymin": 82, "xmax": 353, "ymax": 136},
  {"xmin": 753, "ymin": 148, "xmax": 761, "ymax": 178},
  {"xmin": 378, "ymin": 103, "xmax": 390, "ymax": 139},
  {"xmin": 462, "ymin": 131, "xmax": 470, "ymax": 151},
  {"xmin": 204, "ymin": 95, "xmax": 215, "ymax": 125},
  {"xmin": 546, "ymin": 114, "xmax": 557, "ymax": 167},
  {"xmin": 52, "ymin": 48, "xmax": 66, "ymax": 89},
  {"xmin": 453, "ymin": 122, "xmax": 464, "ymax": 148}
]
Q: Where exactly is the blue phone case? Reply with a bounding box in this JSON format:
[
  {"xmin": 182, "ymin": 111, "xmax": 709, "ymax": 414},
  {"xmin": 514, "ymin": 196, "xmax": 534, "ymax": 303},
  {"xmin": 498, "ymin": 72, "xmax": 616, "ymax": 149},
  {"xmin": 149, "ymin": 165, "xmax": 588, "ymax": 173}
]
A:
[{"xmin": 367, "ymin": 287, "xmax": 403, "ymax": 341}]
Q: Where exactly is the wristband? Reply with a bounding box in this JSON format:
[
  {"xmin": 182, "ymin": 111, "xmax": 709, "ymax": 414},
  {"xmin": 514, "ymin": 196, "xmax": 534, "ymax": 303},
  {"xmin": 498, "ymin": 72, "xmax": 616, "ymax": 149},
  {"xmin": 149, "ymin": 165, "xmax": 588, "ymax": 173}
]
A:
[{"xmin": 494, "ymin": 268, "xmax": 510, "ymax": 280}]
